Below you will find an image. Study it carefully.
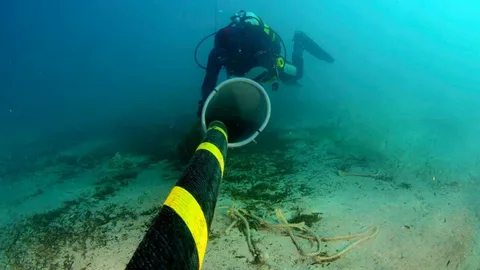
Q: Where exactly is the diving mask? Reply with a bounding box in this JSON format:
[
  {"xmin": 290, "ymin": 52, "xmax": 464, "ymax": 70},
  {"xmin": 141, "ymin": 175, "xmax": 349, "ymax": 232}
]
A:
[{"xmin": 230, "ymin": 10, "xmax": 246, "ymax": 24}]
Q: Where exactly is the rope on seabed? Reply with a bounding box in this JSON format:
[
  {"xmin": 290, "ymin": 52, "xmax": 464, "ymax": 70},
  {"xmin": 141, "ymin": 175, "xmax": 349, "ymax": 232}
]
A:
[{"xmin": 222, "ymin": 205, "xmax": 379, "ymax": 265}]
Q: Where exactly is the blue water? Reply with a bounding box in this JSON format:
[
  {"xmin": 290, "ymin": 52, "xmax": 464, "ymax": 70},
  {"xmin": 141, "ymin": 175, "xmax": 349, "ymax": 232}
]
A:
[
  {"xmin": 1, "ymin": 1, "xmax": 480, "ymax": 269},
  {"xmin": 2, "ymin": 1, "xmax": 480, "ymax": 134}
]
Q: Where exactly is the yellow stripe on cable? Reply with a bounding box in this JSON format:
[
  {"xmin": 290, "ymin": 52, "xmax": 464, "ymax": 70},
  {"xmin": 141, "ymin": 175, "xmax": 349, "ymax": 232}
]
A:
[
  {"xmin": 164, "ymin": 186, "xmax": 208, "ymax": 269},
  {"xmin": 196, "ymin": 142, "xmax": 225, "ymax": 177},
  {"xmin": 207, "ymin": 126, "xmax": 228, "ymax": 142}
]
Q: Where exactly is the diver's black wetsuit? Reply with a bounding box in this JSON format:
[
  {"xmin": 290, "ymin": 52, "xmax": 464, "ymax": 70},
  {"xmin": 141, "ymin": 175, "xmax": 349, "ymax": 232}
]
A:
[
  {"xmin": 201, "ymin": 24, "xmax": 283, "ymax": 101},
  {"xmin": 199, "ymin": 14, "xmax": 335, "ymax": 113}
]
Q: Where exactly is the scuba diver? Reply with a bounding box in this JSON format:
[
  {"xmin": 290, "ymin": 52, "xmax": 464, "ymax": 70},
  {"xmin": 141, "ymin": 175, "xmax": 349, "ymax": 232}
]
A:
[{"xmin": 196, "ymin": 10, "xmax": 335, "ymax": 116}]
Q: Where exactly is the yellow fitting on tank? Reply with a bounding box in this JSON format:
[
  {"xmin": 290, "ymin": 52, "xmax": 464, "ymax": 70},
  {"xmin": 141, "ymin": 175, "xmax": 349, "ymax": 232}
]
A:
[{"xmin": 276, "ymin": 57, "xmax": 285, "ymax": 69}]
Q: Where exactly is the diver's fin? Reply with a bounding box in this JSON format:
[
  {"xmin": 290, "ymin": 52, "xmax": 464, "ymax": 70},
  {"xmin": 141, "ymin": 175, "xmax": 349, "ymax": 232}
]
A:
[{"xmin": 294, "ymin": 31, "xmax": 334, "ymax": 63}]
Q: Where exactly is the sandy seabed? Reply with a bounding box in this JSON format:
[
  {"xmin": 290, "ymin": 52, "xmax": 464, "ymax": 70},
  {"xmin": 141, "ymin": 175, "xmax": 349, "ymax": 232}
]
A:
[{"xmin": 1, "ymin": 127, "xmax": 479, "ymax": 270}]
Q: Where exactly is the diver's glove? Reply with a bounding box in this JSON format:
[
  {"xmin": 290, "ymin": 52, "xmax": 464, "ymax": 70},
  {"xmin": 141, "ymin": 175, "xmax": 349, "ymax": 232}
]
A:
[{"xmin": 196, "ymin": 100, "xmax": 205, "ymax": 118}]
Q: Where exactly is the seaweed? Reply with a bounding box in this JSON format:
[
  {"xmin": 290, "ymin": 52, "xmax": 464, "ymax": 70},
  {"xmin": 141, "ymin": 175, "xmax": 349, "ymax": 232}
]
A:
[
  {"xmin": 1, "ymin": 199, "xmax": 142, "ymax": 269},
  {"xmin": 397, "ymin": 182, "xmax": 412, "ymax": 190},
  {"xmin": 288, "ymin": 212, "xmax": 323, "ymax": 227}
]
